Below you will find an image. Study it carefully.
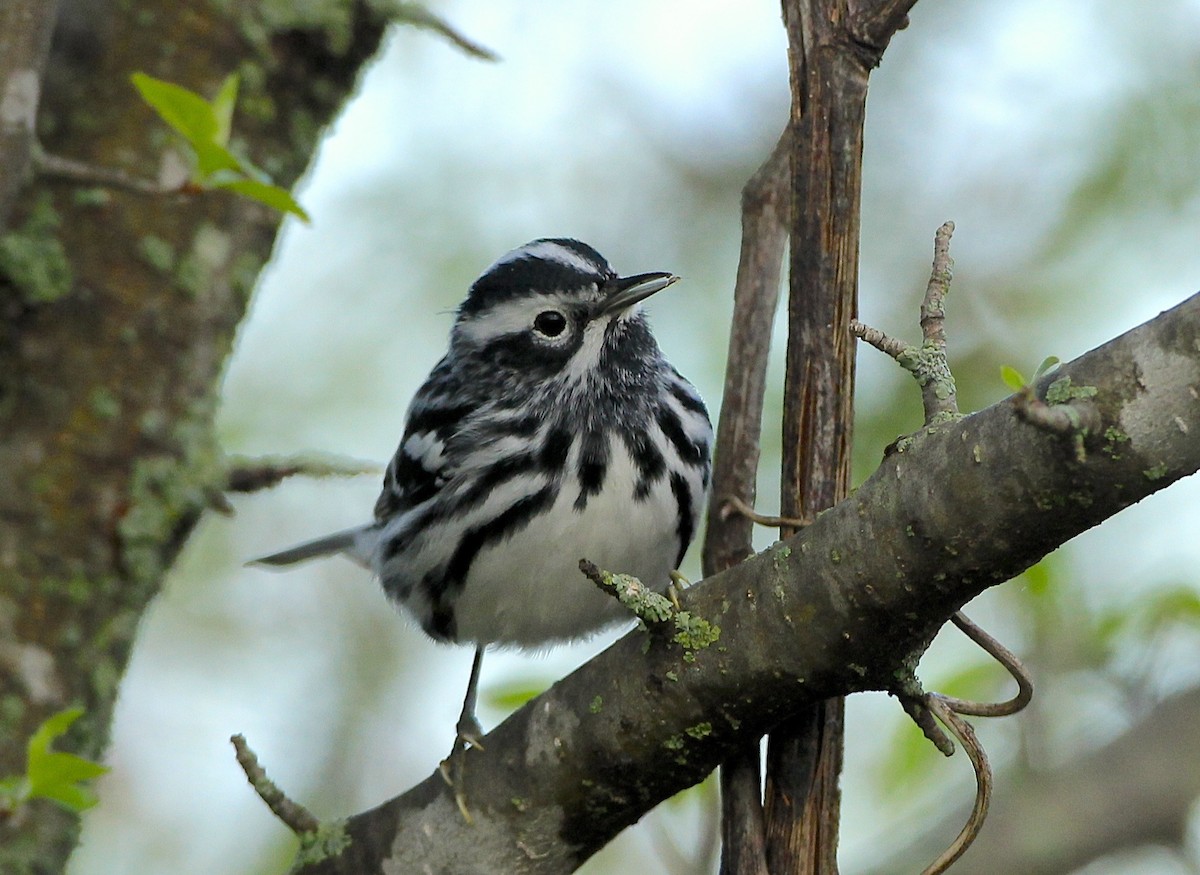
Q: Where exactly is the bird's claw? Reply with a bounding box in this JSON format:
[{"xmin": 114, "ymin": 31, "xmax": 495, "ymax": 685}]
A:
[{"xmin": 439, "ymin": 719, "xmax": 485, "ymax": 823}]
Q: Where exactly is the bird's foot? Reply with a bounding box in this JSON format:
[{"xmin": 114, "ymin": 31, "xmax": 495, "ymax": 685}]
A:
[{"xmin": 439, "ymin": 714, "xmax": 485, "ymax": 823}]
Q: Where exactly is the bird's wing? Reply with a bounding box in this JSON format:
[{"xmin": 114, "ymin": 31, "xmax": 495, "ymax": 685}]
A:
[{"xmin": 374, "ymin": 358, "xmax": 481, "ymax": 522}]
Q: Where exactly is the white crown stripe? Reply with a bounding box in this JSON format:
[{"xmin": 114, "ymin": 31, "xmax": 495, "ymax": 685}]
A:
[{"xmin": 486, "ymin": 240, "xmax": 605, "ymax": 278}]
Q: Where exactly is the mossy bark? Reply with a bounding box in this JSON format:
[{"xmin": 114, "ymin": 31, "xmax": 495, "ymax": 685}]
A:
[{"xmin": 0, "ymin": 1, "xmax": 388, "ymax": 870}]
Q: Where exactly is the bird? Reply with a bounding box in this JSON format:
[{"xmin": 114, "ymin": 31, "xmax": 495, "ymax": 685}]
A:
[{"xmin": 253, "ymin": 238, "xmax": 712, "ymax": 810}]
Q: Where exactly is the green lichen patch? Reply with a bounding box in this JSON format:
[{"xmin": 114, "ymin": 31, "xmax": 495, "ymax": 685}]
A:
[
  {"xmin": 138, "ymin": 235, "xmax": 177, "ymax": 273},
  {"xmin": 0, "ymin": 195, "xmax": 73, "ymax": 304},
  {"xmin": 589, "ymin": 696, "xmax": 603, "ymax": 714},
  {"xmin": 1102, "ymin": 426, "xmax": 1131, "ymax": 459},
  {"xmin": 896, "ymin": 342, "xmax": 957, "ymax": 401},
  {"xmin": 292, "ymin": 819, "xmax": 351, "ymax": 869},
  {"xmin": 594, "ymin": 569, "xmax": 674, "ymax": 625},
  {"xmin": 117, "ymin": 407, "xmax": 223, "ymax": 582},
  {"xmin": 673, "ymin": 612, "xmax": 720, "ymax": 654},
  {"xmin": 1045, "ymin": 376, "xmax": 1098, "ymax": 404},
  {"xmin": 1144, "ymin": 462, "xmax": 1169, "ymax": 481}
]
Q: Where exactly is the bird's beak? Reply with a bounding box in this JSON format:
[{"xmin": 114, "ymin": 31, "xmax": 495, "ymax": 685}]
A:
[{"xmin": 598, "ymin": 272, "xmax": 679, "ymax": 317}]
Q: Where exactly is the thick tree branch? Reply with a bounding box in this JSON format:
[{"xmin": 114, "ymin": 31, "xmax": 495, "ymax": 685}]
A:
[{"xmin": 288, "ymin": 294, "xmax": 1200, "ymax": 874}]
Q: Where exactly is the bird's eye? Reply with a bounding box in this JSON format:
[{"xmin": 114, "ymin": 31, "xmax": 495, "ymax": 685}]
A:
[{"xmin": 533, "ymin": 310, "xmax": 568, "ymax": 338}]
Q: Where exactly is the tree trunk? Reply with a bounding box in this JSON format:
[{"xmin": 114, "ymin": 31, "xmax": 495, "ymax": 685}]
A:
[{"xmin": 0, "ymin": 2, "xmax": 388, "ymax": 869}]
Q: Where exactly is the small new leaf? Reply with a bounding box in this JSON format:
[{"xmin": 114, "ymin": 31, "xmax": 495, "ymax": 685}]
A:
[
  {"xmin": 26, "ymin": 707, "xmax": 109, "ymax": 813},
  {"xmin": 1033, "ymin": 355, "xmax": 1061, "ymax": 381},
  {"xmin": 213, "ymin": 178, "xmax": 311, "ymax": 223},
  {"xmin": 131, "ymin": 73, "xmax": 219, "ymax": 148},
  {"xmin": 211, "ymin": 74, "xmax": 240, "ymax": 147},
  {"xmin": 131, "ymin": 72, "xmax": 309, "ymax": 222},
  {"xmin": 1000, "ymin": 365, "xmax": 1026, "ymax": 391}
]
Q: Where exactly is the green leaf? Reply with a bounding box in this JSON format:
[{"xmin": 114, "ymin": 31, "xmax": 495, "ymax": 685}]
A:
[
  {"xmin": 882, "ymin": 713, "xmax": 944, "ymax": 795},
  {"xmin": 1000, "ymin": 365, "xmax": 1026, "ymax": 391},
  {"xmin": 211, "ymin": 73, "xmax": 240, "ymax": 147},
  {"xmin": 1021, "ymin": 559, "xmax": 1055, "ymax": 599},
  {"xmin": 211, "ymin": 178, "xmax": 310, "ymax": 222},
  {"xmin": 192, "ymin": 140, "xmax": 244, "ymax": 180},
  {"xmin": 133, "ymin": 71, "xmax": 309, "ymax": 221},
  {"xmin": 483, "ymin": 679, "xmax": 551, "ymax": 711},
  {"xmin": 1033, "ymin": 356, "xmax": 1061, "ymax": 380},
  {"xmin": 131, "ymin": 73, "xmax": 220, "ymax": 150},
  {"xmin": 25, "ymin": 707, "xmax": 108, "ymax": 813}
]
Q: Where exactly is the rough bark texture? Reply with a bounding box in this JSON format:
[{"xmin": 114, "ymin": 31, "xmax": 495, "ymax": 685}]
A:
[
  {"xmin": 0, "ymin": 2, "xmax": 389, "ymax": 870},
  {"xmin": 0, "ymin": 0, "xmax": 61, "ymax": 228},
  {"xmin": 769, "ymin": 0, "xmax": 916, "ymax": 869},
  {"xmin": 701, "ymin": 133, "xmax": 788, "ymax": 875},
  {"xmin": 293, "ymin": 295, "xmax": 1200, "ymax": 874}
]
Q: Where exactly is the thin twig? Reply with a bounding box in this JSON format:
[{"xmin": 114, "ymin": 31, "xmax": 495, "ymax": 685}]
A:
[
  {"xmin": 231, "ymin": 733, "xmax": 319, "ymax": 835},
  {"xmin": 394, "ymin": 3, "xmax": 499, "ymax": 61},
  {"xmin": 898, "ymin": 694, "xmax": 955, "ymax": 757},
  {"xmin": 920, "ymin": 222, "xmax": 955, "ymax": 356},
  {"xmin": 579, "ymin": 559, "xmax": 674, "ymax": 628},
  {"xmin": 848, "ymin": 319, "xmax": 907, "ymax": 359},
  {"xmin": 919, "ymin": 696, "xmax": 992, "ymax": 875},
  {"xmin": 941, "ymin": 611, "xmax": 1034, "ymax": 717},
  {"xmin": 914, "ymin": 221, "xmax": 959, "ymax": 420},
  {"xmin": 850, "ymin": 222, "xmax": 960, "ymax": 425},
  {"xmin": 721, "ymin": 495, "xmax": 810, "ymax": 531},
  {"xmin": 34, "ymin": 147, "xmax": 182, "ymax": 195},
  {"xmin": 225, "ymin": 453, "xmax": 379, "ymax": 494}
]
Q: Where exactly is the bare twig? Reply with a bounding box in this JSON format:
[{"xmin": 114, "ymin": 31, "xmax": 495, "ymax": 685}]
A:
[
  {"xmin": 848, "ymin": 319, "xmax": 907, "ymax": 358},
  {"xmin": 579, "ymin": 560, "xmax": 673, "ymax": 627},
  {"xmin": 393, "ymin": 3, "xmax": 499, "ymax": 61},
  {"xmin": 889, "ymin": 611, "xmax": 1029, "ymax": 873},
  {"xmin": 225, "ymin": 453, "xmax": 379, "ymax": 494},
  {"xmin": 721, "ymin": 495, "xmax": 810, "ymax": 531},
  {"xmin": 898, "ymin": 693, "xmax": 955, "ymax": 757},
  {"xmin": 702, "ymin": 129, "xmax": 790, "ymax": 577},
  {"xmin": 1013, "ymin": 387, "xmax": 1101, "ymax": 466},
  {"xmin": 231, "ymin": 733, "xmax": 319, "ymax": 835},
  {"xmin": 33, "ymin": 147, "xmax": 183, "ymax": 195},
  {"xmin": 920, "ymin": 221, "xmax": 955, "ymax": 355},
  {"xmin": 919, "ymin": 696, "xmax": 992, "ymax": 875},
  {"xmin": 851, "ymin": 222, "xmax": 960, "ymax": 425},
  {"xmin": 941, "ymin": 612, "xmax": 1034, "ymax": 718}
]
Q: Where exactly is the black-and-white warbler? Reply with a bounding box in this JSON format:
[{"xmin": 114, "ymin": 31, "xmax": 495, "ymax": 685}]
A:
[{"xmin": 255, "ymin": 238, "xmax": 712, "ymax": 796}]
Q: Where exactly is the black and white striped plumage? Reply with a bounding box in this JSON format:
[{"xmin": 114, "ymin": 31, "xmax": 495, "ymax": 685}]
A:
[{"xmin": 256, "ymin": 238, "xmax": 712, "ymax": 650}]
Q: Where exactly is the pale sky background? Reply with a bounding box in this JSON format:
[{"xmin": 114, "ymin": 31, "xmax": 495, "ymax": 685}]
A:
[{"xmin": 69, "ymin": 1, "xmax": 1200, "ymax": 873}]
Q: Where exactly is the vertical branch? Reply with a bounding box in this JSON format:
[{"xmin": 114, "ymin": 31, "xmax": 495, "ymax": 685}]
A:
[
  {"xmin": 0, "ymin": 0, "xmax": 61, "ymax": 229},
  {"xmin": 768, "ymin": 2, "xmax": 867, "ymax": 870},
  {"xmin": 768, "ymin": 0, "xmax": 914, "ymax": 869},
  {"xmin": 701, "ymin": 131, "xmax": 790, "ymax": 875}
]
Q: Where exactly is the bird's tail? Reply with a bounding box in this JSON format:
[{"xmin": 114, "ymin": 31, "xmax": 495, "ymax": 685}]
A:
[{"xmin": 249, "ymin": 526, "xmax": 372, "ymax": 568}]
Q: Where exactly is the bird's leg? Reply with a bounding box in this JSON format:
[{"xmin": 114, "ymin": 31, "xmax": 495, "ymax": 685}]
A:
[{"xmin": 439, "ymin": 645, "xmax": 486, "ymax": 822}]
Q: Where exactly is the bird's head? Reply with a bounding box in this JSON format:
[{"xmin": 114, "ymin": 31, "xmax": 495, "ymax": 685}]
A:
[{"xmin": 451, "ymin": 239, "xmax": 677, "ymax": 384}]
